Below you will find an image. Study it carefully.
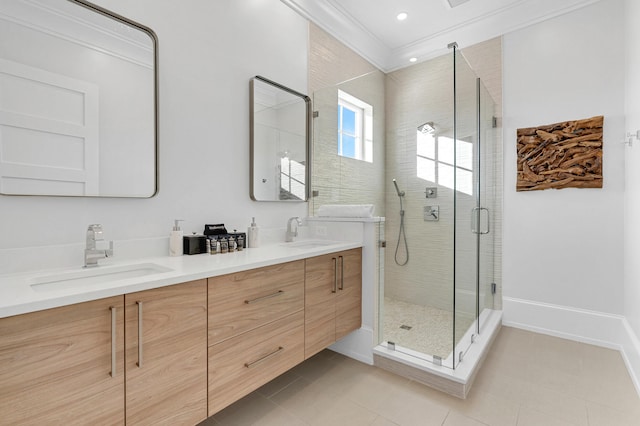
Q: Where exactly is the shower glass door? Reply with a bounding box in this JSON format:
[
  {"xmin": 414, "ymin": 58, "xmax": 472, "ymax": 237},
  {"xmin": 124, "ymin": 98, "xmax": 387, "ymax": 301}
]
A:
[
  {"xmin": 477, "ymin": 81, "xmax": 498, "ymax": 329},
  {"xmin": 452, "ymin": 47, "xmax": 480, "ymax": 367},
  {"xmin": 452, "ymin": 48, "xmax": 497, "ymax": 368}
]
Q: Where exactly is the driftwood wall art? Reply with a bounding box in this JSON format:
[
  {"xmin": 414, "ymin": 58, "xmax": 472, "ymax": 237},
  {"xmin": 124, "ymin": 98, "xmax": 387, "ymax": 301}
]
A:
[{"xmin": 516, "ymin": 115, "xmax": 603, "ymax": 191}]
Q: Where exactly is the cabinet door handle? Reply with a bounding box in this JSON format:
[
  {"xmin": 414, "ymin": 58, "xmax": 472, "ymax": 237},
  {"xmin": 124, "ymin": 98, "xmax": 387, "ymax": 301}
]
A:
[
  {"xmin": 332, "ymin": 257, "xmax": 338, "ymax": 293},
  {"xmin": 338, "ymin": 255, "xmax": 344, "ymax": 290},
  {"xmin": 136, "ymin": 301, "xmax": 143, "ymax": 368},
  {"xmin": 244, "ymin": 346, "xmax": 284, "ymax": 369},
  {"xmin": 244, "ymin": 290, "xmax": 284, "ymax": 304},
  {"xmin": 110, "ymin": 306, "xmax": 117, "ymax": 377}
]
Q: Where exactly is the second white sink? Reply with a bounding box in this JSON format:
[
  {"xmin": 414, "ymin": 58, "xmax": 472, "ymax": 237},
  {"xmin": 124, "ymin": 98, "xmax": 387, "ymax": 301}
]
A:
[
  {"xmin": 282, "ymin": 240, "xmax": 341, "ymax": 249},
  {"xmin": 30, "ymin": 263, "xmax": 173, "ymax": 292}
]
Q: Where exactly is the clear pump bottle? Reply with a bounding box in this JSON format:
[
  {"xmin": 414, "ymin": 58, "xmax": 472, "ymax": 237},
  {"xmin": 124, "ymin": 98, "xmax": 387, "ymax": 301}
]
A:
[{"xmin": 169, "ymin": 219, "xmax": 184, "ymax": 256}]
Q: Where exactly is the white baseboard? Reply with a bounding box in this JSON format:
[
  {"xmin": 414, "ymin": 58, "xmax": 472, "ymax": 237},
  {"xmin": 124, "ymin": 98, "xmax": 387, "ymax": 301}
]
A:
[
  {"xmin": 503, "ymin": 296, "xmax": 640, "ymax": 396},
  {"xmin": 620, "ymin": 318, "xmax": 640, "ymax": 397}
]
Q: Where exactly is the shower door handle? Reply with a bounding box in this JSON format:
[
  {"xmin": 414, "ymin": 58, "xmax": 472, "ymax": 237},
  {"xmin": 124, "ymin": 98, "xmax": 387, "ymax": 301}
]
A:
[
  {"xmin": 479, "ymin": 207, "xmax": 490, "ymax": 234},
  {"xmin": 471, "ymin": 207, "xmax": 490, "ymax": 235},
  {"xmin": 471, "ymin": 207, "xmax": 480, "ymax": 234}
]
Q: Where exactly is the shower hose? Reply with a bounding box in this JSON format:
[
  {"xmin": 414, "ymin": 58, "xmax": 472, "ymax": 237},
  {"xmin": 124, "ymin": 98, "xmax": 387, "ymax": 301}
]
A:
[{"xmin": 394, "ymin": 200, "xmax": 409, "ymax": 266}]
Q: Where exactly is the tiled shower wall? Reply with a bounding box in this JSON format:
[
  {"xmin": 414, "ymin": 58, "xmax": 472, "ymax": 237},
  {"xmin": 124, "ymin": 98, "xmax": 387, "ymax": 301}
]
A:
[{"xmin": 308, "ymin": 24, "xmax": 386, "ymax": 217}]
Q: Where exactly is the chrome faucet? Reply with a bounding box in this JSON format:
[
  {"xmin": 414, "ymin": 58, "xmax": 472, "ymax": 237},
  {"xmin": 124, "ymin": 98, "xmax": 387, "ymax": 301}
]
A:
[
  {"xmin": 285, "ymin": 217, "xmax": 302, "ymax": 242},
  {"xmin": 84, "ymin": 224, "xmax": 114, "ymax": 267}
]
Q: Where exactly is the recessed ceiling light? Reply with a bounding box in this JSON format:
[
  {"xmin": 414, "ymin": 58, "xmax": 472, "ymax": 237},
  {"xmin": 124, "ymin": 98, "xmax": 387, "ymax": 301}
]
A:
[
  {"xmin": 396, "ymin": 12, "xmax": 408, "ymax": 21},
  {"xmin": 409, "ymin": 57, "xmax": 417, "ymax": 63},
  {"xmin": 447, "ymin": 0, "xmax": 471, "ymax": 8}
]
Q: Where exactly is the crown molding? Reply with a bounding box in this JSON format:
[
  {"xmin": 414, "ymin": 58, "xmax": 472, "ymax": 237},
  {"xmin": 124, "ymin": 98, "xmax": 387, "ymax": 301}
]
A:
[
  {"xmin": 282, "ymin": 0, "xmax": 601, "ymax": 72},
  {"xmin": 280, "ymin": 0, "xmax": 392, "ymax": 71}
]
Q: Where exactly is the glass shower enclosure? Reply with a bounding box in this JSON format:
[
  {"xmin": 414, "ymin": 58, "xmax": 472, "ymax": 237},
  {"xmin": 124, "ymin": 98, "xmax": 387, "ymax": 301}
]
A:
[
  {"xmin": 382, "ymin": 44, "xmax": 499, "ymax": 369},
  {"xmin": 309, "ymin": 41, "xmax": 501, "ymax": 371}
]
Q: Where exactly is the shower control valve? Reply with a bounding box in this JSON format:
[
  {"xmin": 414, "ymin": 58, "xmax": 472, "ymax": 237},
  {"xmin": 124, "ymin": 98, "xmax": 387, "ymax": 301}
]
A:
[
  {"xmin": 424, "ymin": 205, "xmax": 439, "ymax": 221},
  {"xmin": 425, "ymin": 187, "xmax": 438, "ymax": 198}
]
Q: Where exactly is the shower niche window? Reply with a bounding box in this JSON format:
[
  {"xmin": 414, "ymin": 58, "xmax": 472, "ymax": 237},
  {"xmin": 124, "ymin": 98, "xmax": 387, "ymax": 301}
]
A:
[
  {"xmin": 338, "ymin": 90, "xmax": 373, "ymax": 162},
  {"xmin": 417, "ymin": 130, "xmax": 473, "ymax": 196}
]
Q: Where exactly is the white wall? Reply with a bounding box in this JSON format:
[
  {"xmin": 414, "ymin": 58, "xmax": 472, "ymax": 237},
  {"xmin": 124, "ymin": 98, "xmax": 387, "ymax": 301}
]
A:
[
  {"xmin": 0, "ymin": 0, "xmax": 309, "ymax": 270},
  {"xmin": 503, "ymin": 0, "xmax": 626, "ymax": 315},
  {"xmin": 624, "ymin": 0, "xmax": 640, "ymax": 345}
]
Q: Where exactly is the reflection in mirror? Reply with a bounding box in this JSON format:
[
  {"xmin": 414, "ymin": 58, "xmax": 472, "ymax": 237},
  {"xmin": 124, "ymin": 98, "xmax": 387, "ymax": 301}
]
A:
[
  {"xmin": 0, "ymin": 0, "xmax": 157, "ymax": 197},
  {"xmin": 250, "ymin": 76, "xmax": 310, "ymax": 202}
]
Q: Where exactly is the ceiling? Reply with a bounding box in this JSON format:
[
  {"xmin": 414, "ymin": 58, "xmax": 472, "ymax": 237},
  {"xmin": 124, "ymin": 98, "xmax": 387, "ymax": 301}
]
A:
[{"xmin": 280, "ymin": 0, "xmax": 600, "ymax": 72}]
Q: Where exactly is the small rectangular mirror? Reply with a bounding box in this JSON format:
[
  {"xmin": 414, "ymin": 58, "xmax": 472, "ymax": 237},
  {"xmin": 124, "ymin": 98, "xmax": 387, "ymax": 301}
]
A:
[
  {"xmin": 0, "ymin": 0, "xmax": 157, "ymax": 197},
  {"xmin": 250, "ymin": 76, "xmax": 310, "ymax": 202}
]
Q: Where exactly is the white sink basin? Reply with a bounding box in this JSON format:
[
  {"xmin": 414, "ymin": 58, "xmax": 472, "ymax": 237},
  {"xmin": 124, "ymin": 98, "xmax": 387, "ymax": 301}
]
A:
[
  {"xmin": 30, "ymin": 263, "xmax": 173, "ymax": 292},
  {"xmin": 282, "ymin": 240, "xmax": 341, "ymax": 249}
]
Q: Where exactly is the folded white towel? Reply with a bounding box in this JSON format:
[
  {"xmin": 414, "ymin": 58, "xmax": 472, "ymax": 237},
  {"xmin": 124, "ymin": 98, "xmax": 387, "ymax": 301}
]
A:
[{"xmin": 316, "ymin": 204, "xmax": 374, "ymax": 218}]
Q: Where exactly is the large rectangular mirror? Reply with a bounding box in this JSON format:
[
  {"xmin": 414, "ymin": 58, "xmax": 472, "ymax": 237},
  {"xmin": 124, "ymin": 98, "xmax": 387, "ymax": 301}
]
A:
[
  {"xmin": 250, "ymin": 76, "xmax": 310, "ymax": 202},
  {"xmin": 0, "ymin": 0, "xmax": 157, "ymax": 197}
]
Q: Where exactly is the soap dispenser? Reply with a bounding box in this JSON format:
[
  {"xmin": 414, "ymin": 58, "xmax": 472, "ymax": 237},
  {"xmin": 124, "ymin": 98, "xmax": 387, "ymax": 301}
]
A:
[
  {"xmin": 169, "ymin": 219, "xmax": 184, "ymax": 256},
  {"xmin": 247, "ymin": 217, "xmax": 260, "ymax": 248}
]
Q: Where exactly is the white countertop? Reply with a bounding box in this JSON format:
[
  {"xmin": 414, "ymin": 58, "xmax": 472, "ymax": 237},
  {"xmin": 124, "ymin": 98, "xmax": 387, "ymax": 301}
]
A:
[{"xmin": 0, "ymin": 240, "xmax": 362, "ymax": 319}]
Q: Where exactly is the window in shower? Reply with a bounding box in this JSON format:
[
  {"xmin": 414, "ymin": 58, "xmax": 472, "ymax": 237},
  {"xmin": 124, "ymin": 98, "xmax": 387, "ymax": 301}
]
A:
[
  {"xmin": 337, "ymin": 90, "xmax": 373, "ymax": 162},
  {"xmin": 417, "ymin": 131, "xmax": 473, "ymax": 195}
]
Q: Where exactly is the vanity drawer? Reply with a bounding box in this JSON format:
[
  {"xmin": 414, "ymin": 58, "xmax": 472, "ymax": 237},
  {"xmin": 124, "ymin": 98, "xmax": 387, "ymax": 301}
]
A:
[
  {"xmin": 208, "ymin": 260, "xmax": 304, "ymax": 345},
  {"xmin": 208, "ymin": 310, "xmax": 304, "ymax": 416}
]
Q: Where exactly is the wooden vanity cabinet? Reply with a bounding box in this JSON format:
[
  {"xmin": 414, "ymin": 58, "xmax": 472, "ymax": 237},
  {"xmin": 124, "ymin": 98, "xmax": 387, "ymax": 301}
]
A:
[
  {"xmin": 304, "ymin": 248, "xmax": 362, "ymax": 358},
  {"xmin": 208, "ymin": 311, "xmax": 304, "ymax": 415},
  {"xmin": 207, "ymin": 260, "xmax": 305, "ymax": 416},
  {"xmin": 335, "ymin": 248, "xmax": 363, "ymax": 340},
  {"xmin": 125, "ymin": 279, "xmax": 208, "ymax": 426},
  {"xmin": 208, "ymin": 260, "xmax": 305, "ymax": 345},
  {"xmin": 0, "ymin": 296, "xmax": 126, "ymax": 425},
  {"xmin": 0, "ymin": 279, "xmax": 207, "ymax": 426},
  {"xmin": 0, "ymin": 249, "xmax": 361, "ymax": 425}
]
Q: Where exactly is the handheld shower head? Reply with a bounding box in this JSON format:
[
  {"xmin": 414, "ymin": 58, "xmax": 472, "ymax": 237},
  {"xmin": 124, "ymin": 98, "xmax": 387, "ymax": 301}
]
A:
[
  {"xmin": 392, "ymin": 179, "xmax": 409, "ymax": 266},
  {"xmin": 392, "ymin": 179, "xmax": 405, "ymax": 197}
]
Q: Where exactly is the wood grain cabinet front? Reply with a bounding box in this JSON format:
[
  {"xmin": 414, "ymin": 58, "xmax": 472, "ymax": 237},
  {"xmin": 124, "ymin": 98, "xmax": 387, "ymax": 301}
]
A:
[
  {"xmin": 304, "ymin": 248, "xmax": 362, "ymax": 359},
  {"xmin": 0, "ymin": 279, "xmax": 207, "ymax": 426},
  {"xmin": 208, "ymin": 260, "xmax": 305, "ymax": 345},
  {"xmin": 0, "ymin": 296, "xmax": 126, "ymax": 426},
  {"xmin": 208, "ymin": 310, "xmax": 304, "ymax": 416},
  {"xmin": 207, "ymin": 260, "xmax": 306, "ymax": 416},
  {"xmin": 125, "ymin": 279, "xmax": 208, "ymax": 426}
]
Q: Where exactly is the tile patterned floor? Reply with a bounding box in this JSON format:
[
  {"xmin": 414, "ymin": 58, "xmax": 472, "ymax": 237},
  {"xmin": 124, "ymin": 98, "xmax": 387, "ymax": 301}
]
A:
[
  {"xmin": 383, "ymin": 297, "xmax": 474, "ymax": 359},
  {"xmin": 200, "ymin": 326, "xmax": 640, "ymax": 426}
]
